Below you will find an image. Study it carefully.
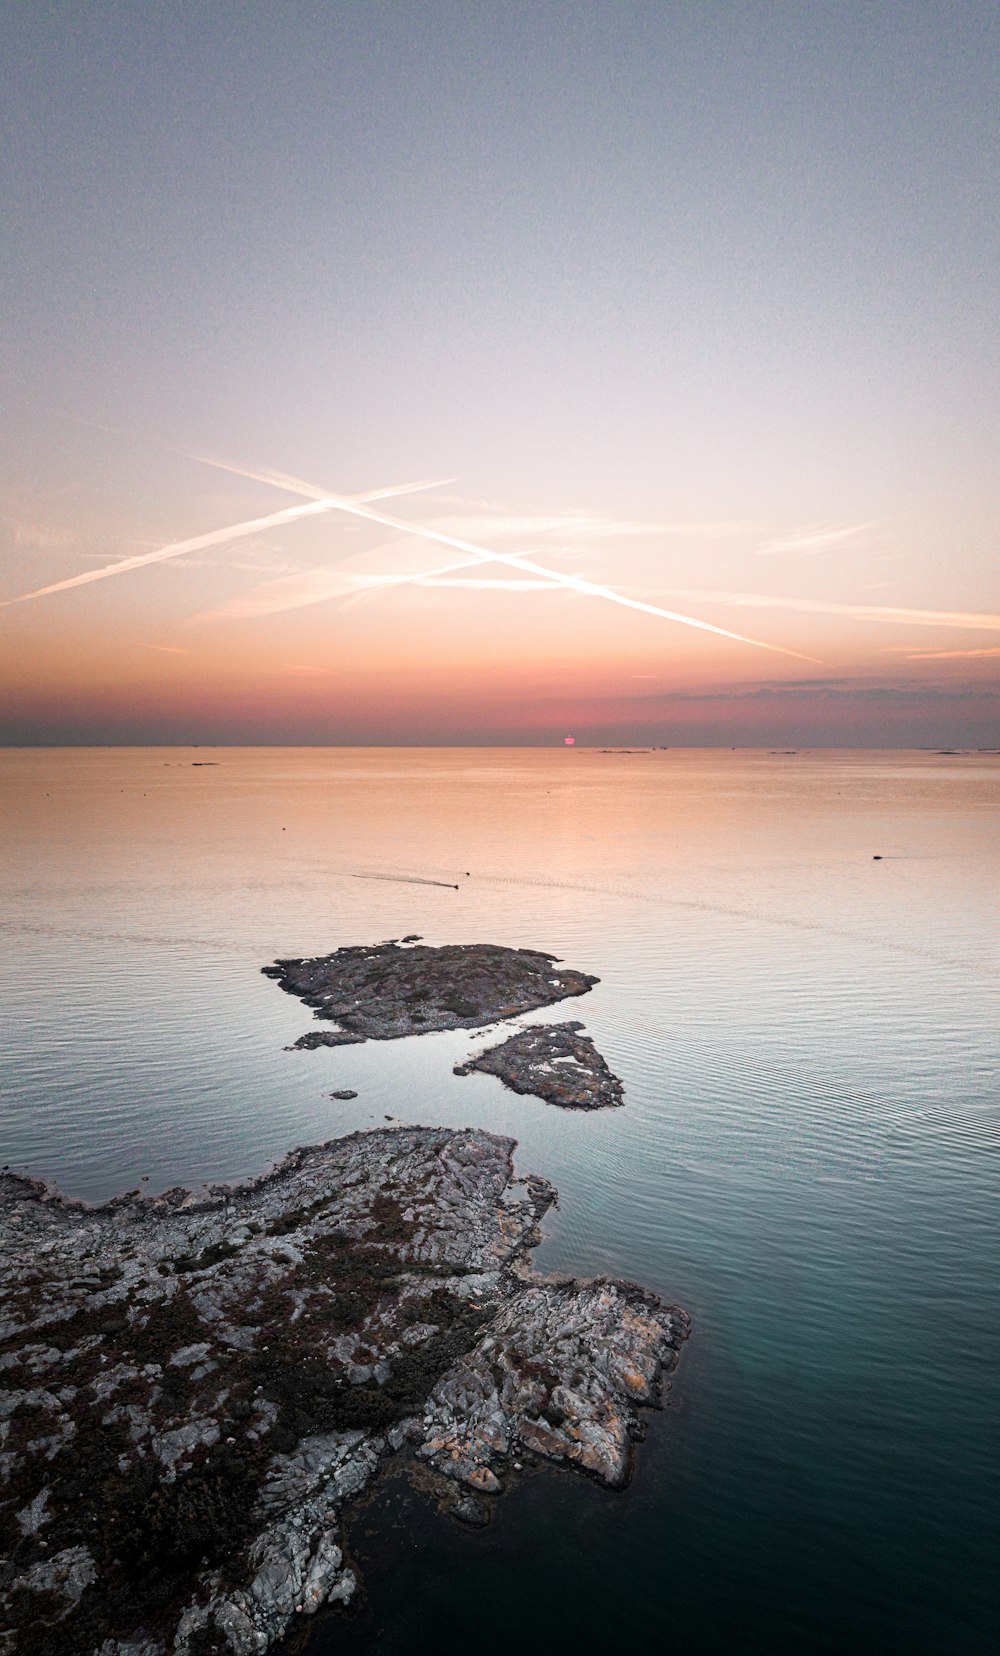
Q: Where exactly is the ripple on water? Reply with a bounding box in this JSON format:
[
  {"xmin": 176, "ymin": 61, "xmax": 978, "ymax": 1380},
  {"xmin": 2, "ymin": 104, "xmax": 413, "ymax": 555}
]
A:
[{"xmin": 1, "ymin": 748, "xmax": 998, "ymax": 1656}]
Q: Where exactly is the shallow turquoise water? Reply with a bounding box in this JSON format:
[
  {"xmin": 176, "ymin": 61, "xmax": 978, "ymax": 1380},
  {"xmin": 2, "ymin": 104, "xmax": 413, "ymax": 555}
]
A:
[{"xmin": 1, "ymin": 748, "xmax": 997, "ymax": 1653}]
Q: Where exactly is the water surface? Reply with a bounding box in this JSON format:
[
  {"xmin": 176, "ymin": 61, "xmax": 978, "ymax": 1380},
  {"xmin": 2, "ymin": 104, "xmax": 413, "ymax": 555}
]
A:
[{"xmin": 1, "ymin": 748, "xmax": 997, "ymax": 1654}]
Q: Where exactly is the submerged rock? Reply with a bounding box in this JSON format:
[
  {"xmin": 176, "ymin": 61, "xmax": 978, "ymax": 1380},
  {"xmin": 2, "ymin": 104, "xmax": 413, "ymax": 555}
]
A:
[
  {"xmin": 263, "ymin": 941, "xmax": 598, "ymax": 1048},
  {"xmin": 451, "ymin": 1492, "xmax": 490, "ymax": 1527},
  {"xmin": 454, "ymin": 1021, "xmax": 624, "ymax": 1110},
  {"xmin": 0, "ymin": 1128, "xmax": 687, "ymax": 1655}
]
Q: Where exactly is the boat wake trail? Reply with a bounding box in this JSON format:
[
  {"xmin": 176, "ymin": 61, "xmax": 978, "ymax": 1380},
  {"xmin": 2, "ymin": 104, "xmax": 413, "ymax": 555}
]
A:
[{"xmin": 351, "ymin": 872, "xmax": 460, "ymax": 890}]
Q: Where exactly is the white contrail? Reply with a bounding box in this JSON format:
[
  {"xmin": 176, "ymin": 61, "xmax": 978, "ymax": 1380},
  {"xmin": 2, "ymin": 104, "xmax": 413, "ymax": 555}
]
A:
[
  {"xmin": 756, "ymin": 522, "xmax": 873, "ymax": 556},
  {"xmin": 195, "ymin": 456, "xmax": 820, "ymax": 663},
  {"xmin": 0, "ymin": 477, "xmax": 449, "ymax": 611},
  {"xmin": 349, "ymin": 556, "xmax": 496, "ymax": 590},
  {"xmin": 333, "ymin": 556, "xmax": 494, "ymax": 616},
  {"xmin": 358, "ymin": 574, "xmax": 562, "ymax": 591},
  {"xmin": 659, "ymin": 589, "xmax": 1000, "ymax": 633}
]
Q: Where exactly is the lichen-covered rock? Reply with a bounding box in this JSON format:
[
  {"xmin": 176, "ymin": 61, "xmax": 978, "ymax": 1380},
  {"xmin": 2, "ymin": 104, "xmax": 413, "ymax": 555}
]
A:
[
  {"xmin": 454, "ymin": 1021, "xmax": 624, "ymax": 1109},
  {"xmin": 418, "ymin": 1278, "xmax": 687, "ymax": 1492},
  {"xmin": 262, "ymin": 940, "xmax": 598, "ymax": 1047},
  {"xmin": 0, "ymin": 1127, "xmax": 687, "ymax": 1654}
]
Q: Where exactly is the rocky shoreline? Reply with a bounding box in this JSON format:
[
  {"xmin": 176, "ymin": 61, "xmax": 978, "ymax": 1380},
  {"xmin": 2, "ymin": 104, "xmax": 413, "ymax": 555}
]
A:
[{"xmin": 0, "ymin": 1128, "xmax": 688, "ymax": 1656}]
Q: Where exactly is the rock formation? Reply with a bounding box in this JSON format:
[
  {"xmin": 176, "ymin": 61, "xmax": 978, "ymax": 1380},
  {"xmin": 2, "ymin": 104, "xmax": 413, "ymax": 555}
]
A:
[
  {"xmin": 454, "ymin": 1021, "xmax": 624, "ymax": 1109},
  {"xmin": 0, "ymin": 1128, "xmax": 687, "ymax": 1655},
  {"xmin": 262, "ymin": 941, "xmax": 597, "ymax": 1048}
]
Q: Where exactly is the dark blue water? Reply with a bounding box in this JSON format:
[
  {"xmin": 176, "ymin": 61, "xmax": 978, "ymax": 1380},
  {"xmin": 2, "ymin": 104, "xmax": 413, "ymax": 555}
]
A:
[{"xmin": 1, "ymin": 748, "xmax": 997, "ymax": 1653}]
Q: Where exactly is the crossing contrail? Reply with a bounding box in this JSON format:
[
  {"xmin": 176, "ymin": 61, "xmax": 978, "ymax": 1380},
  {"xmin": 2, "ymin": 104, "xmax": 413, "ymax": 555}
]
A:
[
  {"xmin": 194, "ymin": 455, "xmax": 820, "ymax": 662},
  {"xmin": 191, "ymin": 456, "xmax": 456, "ymax": 508},
  {"xmin": 0, "ymin": 477, "xmax": 449, "ymax": 610},
  {"xmin": 336, "ymin": 508, "xmax": 821, "ymax": 660}
]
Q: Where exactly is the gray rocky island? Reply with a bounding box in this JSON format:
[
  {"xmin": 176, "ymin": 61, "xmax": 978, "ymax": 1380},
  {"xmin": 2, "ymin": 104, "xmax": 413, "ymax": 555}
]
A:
[
  {"xmin": 454, "ymin": 1020, "xmax": 625, "ymax": 1110},
  {"xmin": 0, "ymin": 1128, "xmax": 688, "ymax": 1656},
  {"xmin": 263, "ymin": 941, "xmax": 598, "ymax": 1048}
]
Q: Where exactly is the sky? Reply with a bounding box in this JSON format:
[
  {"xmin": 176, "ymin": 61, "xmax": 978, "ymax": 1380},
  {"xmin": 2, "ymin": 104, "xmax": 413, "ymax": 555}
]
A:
[{"xmin": 1, "ymin": 0, "xmax": 997, "ymax": 746}]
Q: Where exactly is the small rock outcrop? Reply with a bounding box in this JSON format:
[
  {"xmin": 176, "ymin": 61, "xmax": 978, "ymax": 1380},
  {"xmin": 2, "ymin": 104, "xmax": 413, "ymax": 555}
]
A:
[
  {"xmin": 0, "ymin": 1128, "xmax": 687, "ymax": 1655},
  {"xmin": 262, "ymin": 941, "xmax": 598, "ymax": 1048},
  {"xmin": 454, "ymin": 1021, "xmax": 624, "ymax": 1109}
]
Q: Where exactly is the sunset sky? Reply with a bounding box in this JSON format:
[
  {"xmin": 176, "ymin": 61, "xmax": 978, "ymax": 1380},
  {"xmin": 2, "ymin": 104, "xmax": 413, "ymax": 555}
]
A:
[{"xmin": 2, "ymin": 2, "xmax": 997, "ymax": 746}]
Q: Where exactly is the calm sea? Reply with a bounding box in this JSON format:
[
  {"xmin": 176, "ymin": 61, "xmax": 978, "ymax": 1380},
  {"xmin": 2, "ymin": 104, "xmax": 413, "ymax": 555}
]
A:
[{"xmin": 1, "ymin": 748, "xmax": 997, "ymax": 1654}]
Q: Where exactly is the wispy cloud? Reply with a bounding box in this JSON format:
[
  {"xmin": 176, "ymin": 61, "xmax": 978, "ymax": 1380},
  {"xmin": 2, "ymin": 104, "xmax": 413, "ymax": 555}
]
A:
[
  {"xmin": 171, "ymin": 544, "xmax": 302, "ymax": 578},
  {"xmin": 756, "ymin": 522, "xmax": 874, "ymax": 557},
  {"xmin": 426, "ymin": 510, "xmax": 743, "ymax": 544},
  {"xmin": 2, "ymin": 518, "xmax": 79, "ymax": 554},
  {"xmin": 137, "ymin": 642, "xmax": 191, "ymax": 654},
  {"xmin": 887, "ymin": 645, "xmax": 1000, "ymax": 660},
  {"xmin": 628, "ymin": 676, "xmax": 998, "ymax": 705},
  {"xmin": 198, "ymin": 567, "xmax": 353, "ymax": 621}
]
